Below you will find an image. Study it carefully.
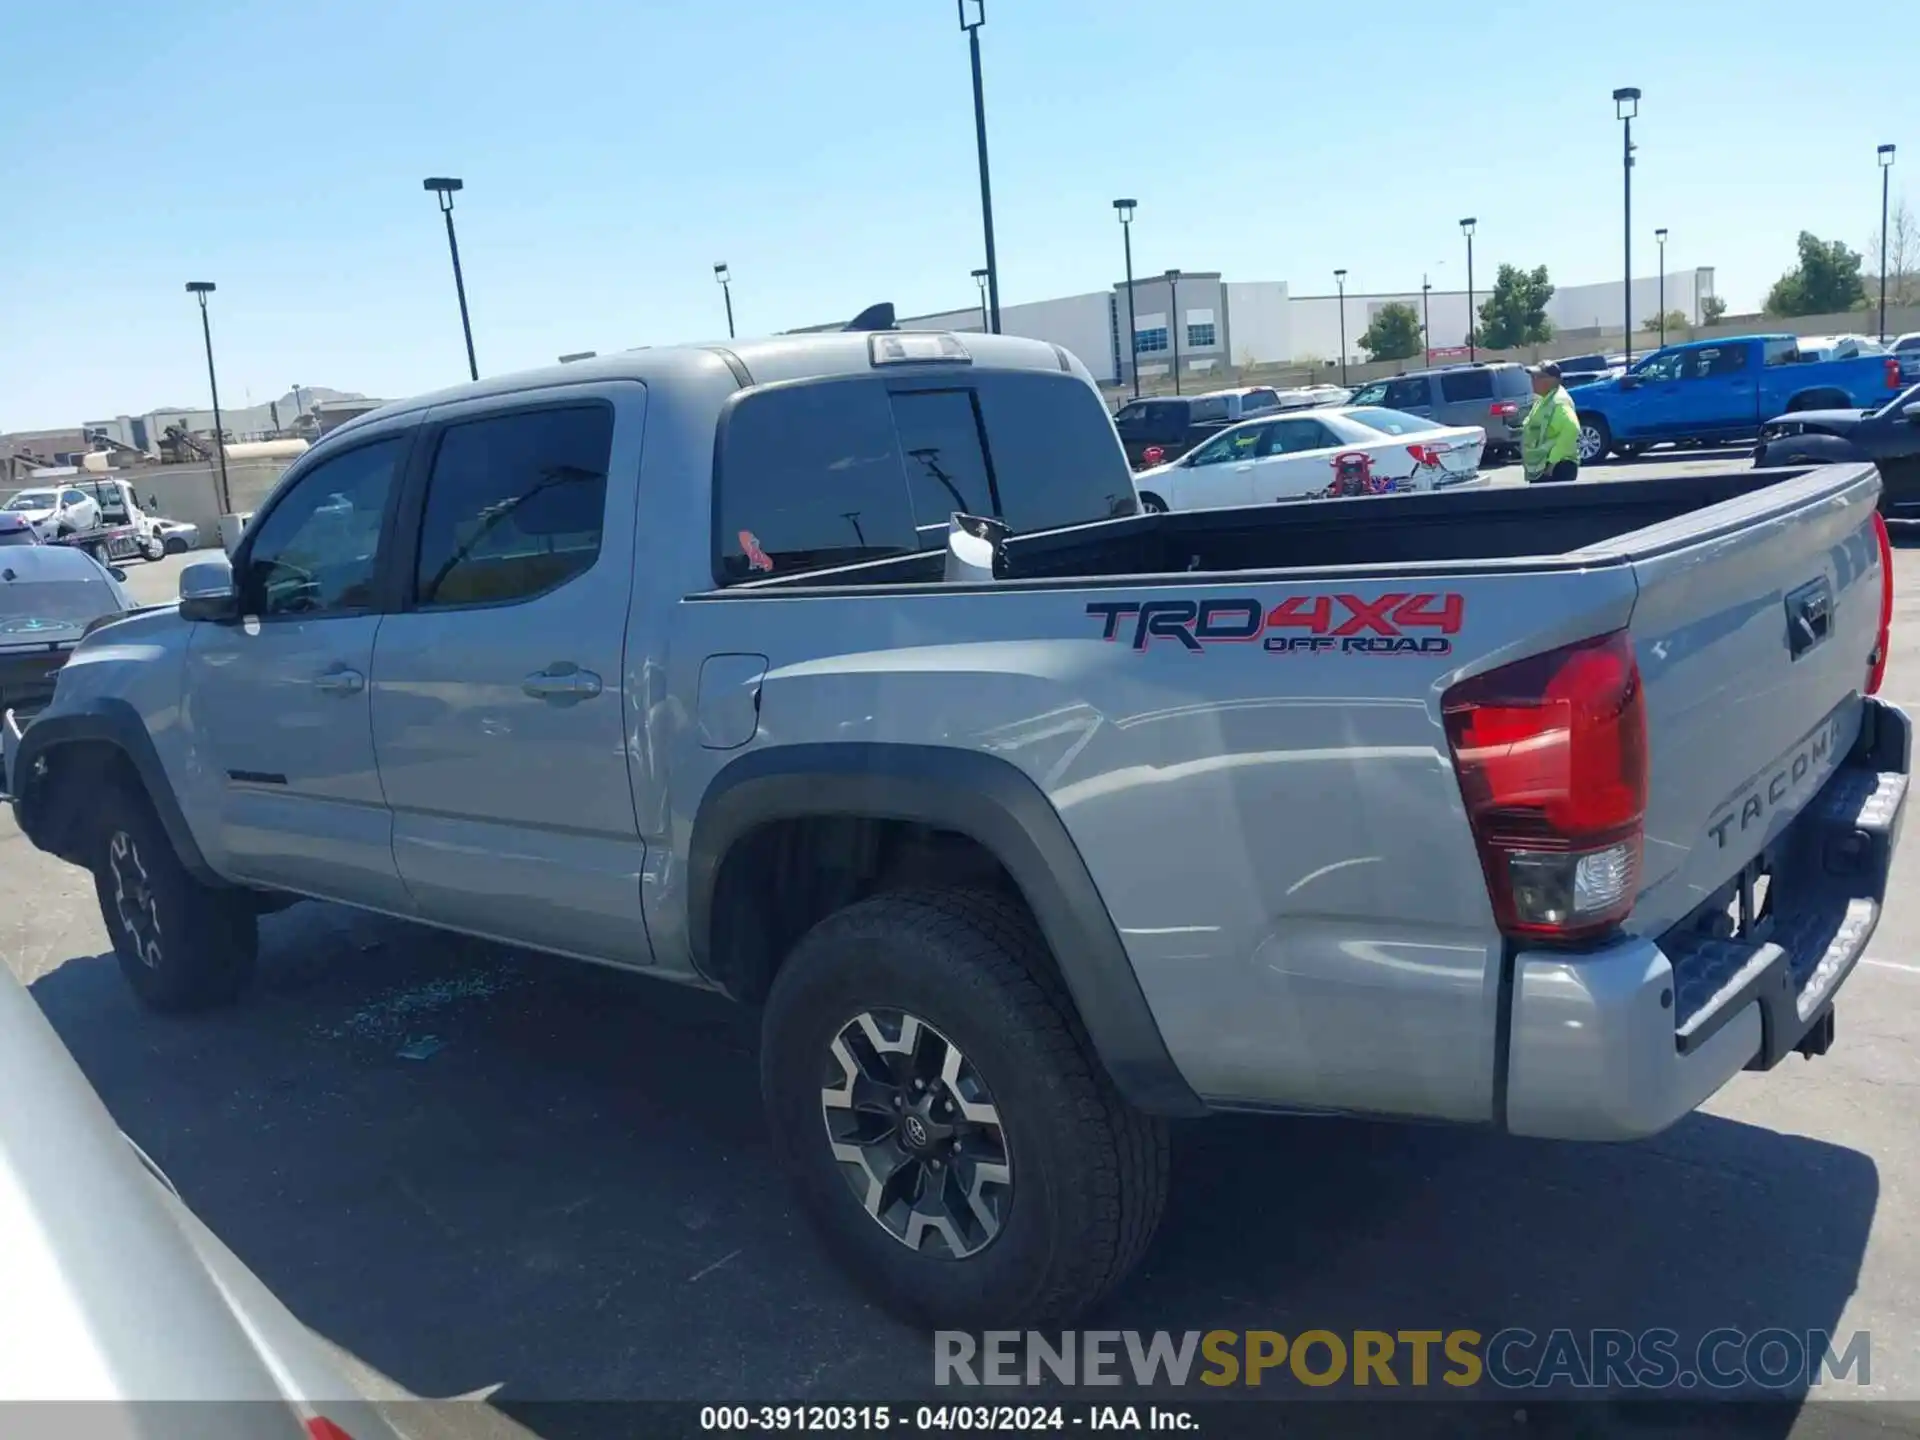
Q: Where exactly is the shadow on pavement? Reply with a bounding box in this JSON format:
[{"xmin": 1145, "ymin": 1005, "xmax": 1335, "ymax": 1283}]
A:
[{"xmin": 30, "ymin": 902, "xmax": 1880, "ymax": 1436}]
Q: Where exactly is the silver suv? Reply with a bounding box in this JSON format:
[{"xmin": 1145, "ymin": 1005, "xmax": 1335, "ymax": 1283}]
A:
[{"xmin": 1346, "ymin": 363, "xmax": 1533, "ymax": 461}]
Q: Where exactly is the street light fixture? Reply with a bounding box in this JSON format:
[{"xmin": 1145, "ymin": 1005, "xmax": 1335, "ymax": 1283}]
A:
[
  {"xmin": 1654, "ymin": 228, "xmax": 1668, "ymax": 345},
  {"xmin": 1333, "ymin": 269, "xmax": 1349, "ymax": 386},
  {"xmin": 714, "ymin": 263, "xmax": 735, "ymax": 340},
  {"xmin": 422, "ymin": 177, "xmax": 478, "ymax": 381},
  {"xmin": 971, "ymin": 267, "xmax": 991, "ymax": 333},
  {"xmin": 1165, "ymin": 268, "xmax": 1183, "ymax": 396},
  {"xmin": 1421, "ymin": 274, "xmax": 1433, "ymax": 363},
  {"xmin": 1612, "ymin": 88, "xmax": 1642, "ymax": 366},
  {"xmin": 1114, "ymin": 199, "xmax": 1140, "ymax": 398},
  {"xmin": 184, "ymin": 282, "xmax": 232, "ymax": 516},
  {"xmin": 957, "ymin": 0, "xmax": 1000, "ymax": 334},
  {"xmin": 1879, "ymin": 144, "xmax": 1897, "ymax": 344},
  {"xmin": 1460, "ymin": 219, "xmax": 1477, "ymax": 362}
]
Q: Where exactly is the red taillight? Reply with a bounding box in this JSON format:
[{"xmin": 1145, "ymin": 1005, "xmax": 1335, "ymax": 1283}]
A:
[
  {"xmin": 1142, "ymin": 445, "xmax": 1165, "ymax": 465},
  {"xmin": 1442, "ymin": 630, "xmax": 1649, "ymax": 942},
  {"xmin": 1886, "ymin": 357, "xmax": 1902, "ymax": 391},
  {"xmin": 1490, "ymin": 401, "xmax": 1518, "ymax": 418},
  {"xmin": 1408, "ymin": 443, "xmax": 1441, "ymax": 466},
  {"xmin": 1868, "ymin": 510, "xmax": 1893, "ymax": 695},
  {"xmin": 306, "ymin": 1420, "xmax": 356, "ymax": 1440}
]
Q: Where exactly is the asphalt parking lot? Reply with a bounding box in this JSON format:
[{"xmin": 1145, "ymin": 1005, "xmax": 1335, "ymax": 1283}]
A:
[{"xmin": 5, "ymin": 452, "xmax": 1920, "ymax": 1437}]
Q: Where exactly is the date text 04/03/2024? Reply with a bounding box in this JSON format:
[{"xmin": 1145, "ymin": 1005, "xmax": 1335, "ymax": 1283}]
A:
[{"xmin": 1087, "ymin": 593, "xmax": 1465, "ymax": 656}]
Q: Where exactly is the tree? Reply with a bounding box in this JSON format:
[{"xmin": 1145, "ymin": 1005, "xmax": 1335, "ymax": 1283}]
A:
[
  {"xmin": 1701, "ymin": 295, "xmax": 1728, "ymax": 325},
  {"xmin": 1358, "ymin": 302, "xmax": 1423, "ymax": 361},
  {"xmin": 1763, "ymin": 232, "xmax": 1866, "ymax": 316},
  {"xmin": 1866, "ymin": 196, "xmax": 1919, "ymax": 308},
  {"xmin": 1642, "ymin": 310, "xmax": 1690, "ymax": 334},
  {"xmin": 1477, "ymin": 264, "xmax": 1555, "ymax": 350}
]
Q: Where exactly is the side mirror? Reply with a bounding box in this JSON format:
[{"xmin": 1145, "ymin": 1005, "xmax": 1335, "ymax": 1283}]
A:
[
  {"xmin": 107, "ymin": 566, "xmax": 129, "ymax": 583},
  {"xmin": 179, "ymin": 558, "xmax": 240, "ymax": 623}
]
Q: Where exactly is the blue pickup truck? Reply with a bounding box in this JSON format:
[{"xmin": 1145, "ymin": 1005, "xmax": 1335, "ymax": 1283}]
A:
[{"xmin": 1570, "ymin": 333, "xmax": 1920, "ymax": 462}]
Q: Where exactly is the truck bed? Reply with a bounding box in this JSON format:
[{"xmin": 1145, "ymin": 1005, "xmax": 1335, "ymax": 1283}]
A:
[{"xmin": 730, "ymin": 465, "xmax": 1848, "ymax": 591}]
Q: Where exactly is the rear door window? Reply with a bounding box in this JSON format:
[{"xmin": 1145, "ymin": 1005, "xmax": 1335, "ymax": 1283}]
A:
[
  {"xmin": 1381, "ymin": 376, "xmax": 1432, "ymax": 410},
  {"xmin": 1494, "ymin": 368, "xmax": 1534, "ymax": 397},
  {"xmin": 1269, "ymin": 418, "xmax": 1342, "ymax": 454},
  {"xmin": 1190, "ymin": 397, "xmax": 1230, "ymax": 423},
  {"xmin": 413, "ymin": 405, "xmax": 612, "ymax": 608},
  {"xmin": 1692, "ymin": 345, "xmax": 1749, "ymax": 379},
  {"xmin": 716, "ymin": 380, "xmax": 919, "ymax": 583},
  {"xmin": 1437, "ymin": 369, "xmax": 1494, "ymax": 402}
]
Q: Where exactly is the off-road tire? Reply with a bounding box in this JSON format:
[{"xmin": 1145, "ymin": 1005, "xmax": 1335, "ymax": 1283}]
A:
[
  {"xmin": 92, "ymin": 782, "xmax": 258, "ymax": 1012},
  {"xmin": 761, "ymin": 888, "xmax": 1170, "ymax": 1329}
]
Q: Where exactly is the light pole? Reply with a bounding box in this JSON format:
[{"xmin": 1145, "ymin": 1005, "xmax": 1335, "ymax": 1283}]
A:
[
  {"xmin": 184, "ymin": 282, "xmax": 231, "ymax": 516},
  {"xmin": 1114, "ymin": 198, "xmax": 1140, "ymax": 397},
  {"xmin": 1421, "ymin": 274, "xmax": 1432, "ymax": 362},
  {"xmin": 714, "ymin": 263, "xmax": 735, "ymax": 339},
  {"xmin": 957, "ymin": 0, "xmax": 1000, "ymax": 334},
  {"xmin": 422, "ymin": 177, "xmax": 478, "ymax": 381},
  {"xmin": 1165, "ymin": 268, "xmax": 1183, "ymax": 395},
  {"xmin": 290, "ymin": 382, "xmax": 305, "ymax": 434},
  {"xmin": 1654, "ymin": 227, "xmax": 1668, "ymax": 345},
  {"xmin": 1613, "ymin": 87, "xmax": 1641, "ymax": 366},
  {"xmin": 1333, "ymin": 269, "xmax": 1348, "ymax": 386},
  {"xmin": 1879, "ymin": 144, "xmax": 1897, "ymax": 344},
  {"xmin": 971, "ymin": 268, "xmax": 990, "ymax": 332},
  {"xmin": 1460, "ymin": 218, "xmax": 1477, "ymax": 361}
]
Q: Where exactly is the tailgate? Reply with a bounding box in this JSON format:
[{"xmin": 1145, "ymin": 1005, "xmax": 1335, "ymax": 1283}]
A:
[{"xmin": 1596, "ymin": 463, "xmax": 1888, "ymax": 938}]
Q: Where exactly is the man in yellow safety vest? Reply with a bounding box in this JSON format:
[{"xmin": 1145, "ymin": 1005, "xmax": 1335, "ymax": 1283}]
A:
[{"xmin": 1522, "ymin": 361, "xmax": 1582, "ymax": 484}]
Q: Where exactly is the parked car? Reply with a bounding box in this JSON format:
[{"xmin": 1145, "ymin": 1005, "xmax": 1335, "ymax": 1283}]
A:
[
  {"xmin": 153, "ymin": 518, "xmax": 202, "ymax": 554},
  {"xmin": 1, "ymin": 545, "xmax": 139, "ymax": 792},
  {"xmin": 0, "ymin": 964, "xmax": 416, "ymax": 1433},
  {"xmin": 1754, "ymin": 382, "xmax": 1920, "ymax": 519},
  {"xmin": 1112, "ymin": 393, "xmax": 1239, "ymax": 468},
  {"xmin": 1194, "ymin": 386, "xmax": 1286, "ymax": 421},
  {"xmin": 1890, "ymin": 332, "xmax": 1920, "ymax": 356},
  {"xmin": 1133, "ymin": 406, "xmax": 1485, "ymax": 511},
  {"xmin": 1793, "ymin": 334, "xmax": 1886, "ymax": 362},
  {"xmin": 1571, "ymin": 334, "xmax": 1920, "ymax": 461},
  {"xmin": 1271, "ymin": 383, "xmax": 1352, "ymax": 411},
  {"xmin": 1343, "ymin": 362, "xmax": 1532, "ymax": 461},
  {"xmin": 0, "ymin": 514, "xmax": 44, "ymax": 547},
  {"xmin": 3, "ymin": 485, "xmax": 102, "ymax": 540},
  {"xmin": 3, "ymin": 328, "xmax": 1905, "ymax": 1332}
]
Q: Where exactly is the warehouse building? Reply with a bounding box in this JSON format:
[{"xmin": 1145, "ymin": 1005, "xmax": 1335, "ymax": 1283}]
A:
[{"xmin": 878, "ymin": 265, "xmax": 1717, "ymax": 388}]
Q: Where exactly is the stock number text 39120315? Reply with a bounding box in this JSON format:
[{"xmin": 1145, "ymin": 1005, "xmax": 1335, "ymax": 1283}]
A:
[{"xmin": 1086, "ymin": 592, "xmax": 1466, "ymax": 657}]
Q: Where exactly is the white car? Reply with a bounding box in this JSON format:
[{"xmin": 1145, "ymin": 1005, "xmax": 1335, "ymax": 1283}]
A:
[
  {"xmin": 3, "ymin": 486, "xmax": 101, "ymax": 540},
  {"xmin": 1133, "ymin": 406, "xmax": 1486, "ymax": 512},
  {"xmin": 1793, "ymin": 333, "xmax": 1886, "ymax": 362},
  {"xmin": 1890, "ymin": 332, "xmax": 1920, "ymax": 356}
]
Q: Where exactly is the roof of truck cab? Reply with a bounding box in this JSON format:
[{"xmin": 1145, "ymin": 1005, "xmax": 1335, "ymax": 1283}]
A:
[{"xmin": 326, "ymin": 331, "xmax": 1083, "ymax": 442}]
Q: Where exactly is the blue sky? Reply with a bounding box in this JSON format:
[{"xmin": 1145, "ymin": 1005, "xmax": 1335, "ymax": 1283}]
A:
[{"xmin": 2, "ymin": 0, "xmax": 1910, "ymax": 429}]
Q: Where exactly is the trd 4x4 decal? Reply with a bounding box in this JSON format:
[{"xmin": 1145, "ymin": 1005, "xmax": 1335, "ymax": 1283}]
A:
[{"xmin": 1086, "ymin": 593, "xmax": 1464, "ymax": 655}]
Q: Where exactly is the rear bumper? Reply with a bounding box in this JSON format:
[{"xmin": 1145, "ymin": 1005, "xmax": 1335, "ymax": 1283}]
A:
[{"xmin": 1505, "ymin": 698, "xmax": 1909, "ymax": 1141}]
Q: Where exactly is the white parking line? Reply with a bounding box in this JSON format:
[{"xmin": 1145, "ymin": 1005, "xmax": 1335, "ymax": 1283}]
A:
[{"xmin": 1864, "ymin": 958, "xmax": 1920, "ymax": 977}]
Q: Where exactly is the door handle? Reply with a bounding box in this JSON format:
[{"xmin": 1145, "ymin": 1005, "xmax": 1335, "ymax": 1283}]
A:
[
  {"xmin": 523, "ymin": 664, "xmax": 604, "ymax": 701},
  {"xmin": 1234, "ymin": 462, "xmax": 1254, "ymax": 472},
  {"xmin": 313, "ymin": 666, "xmax": 365, "ymax": 697}
]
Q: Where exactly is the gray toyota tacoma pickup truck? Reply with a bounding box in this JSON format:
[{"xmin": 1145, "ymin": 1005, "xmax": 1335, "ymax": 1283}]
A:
[{"xmin": 4, "ymin": 326, "xmax": 1909, "ymax": 1330}]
